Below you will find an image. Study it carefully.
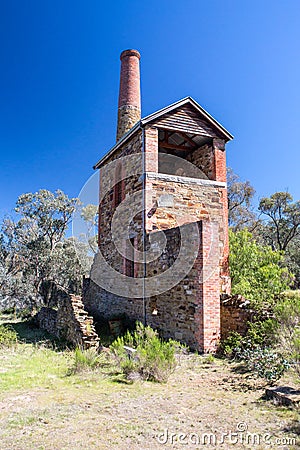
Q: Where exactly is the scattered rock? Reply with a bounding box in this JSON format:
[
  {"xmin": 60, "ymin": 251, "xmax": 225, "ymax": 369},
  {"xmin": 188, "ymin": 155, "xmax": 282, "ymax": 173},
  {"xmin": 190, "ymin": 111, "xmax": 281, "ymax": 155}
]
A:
[{"xmin": 265, "ymin": 386, "xmax": 300, "ymax": 407}]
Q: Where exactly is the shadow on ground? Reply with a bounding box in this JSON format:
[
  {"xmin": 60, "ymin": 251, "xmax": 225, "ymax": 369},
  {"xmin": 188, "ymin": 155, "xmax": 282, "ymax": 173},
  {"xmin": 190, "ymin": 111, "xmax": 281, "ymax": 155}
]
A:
[
  {"xmin": 1, "ymin": 316, "xmax": 68, "ymax": 349},
  {"xmin": 283, "ymin": 420, "xmax": 300, "ymax": 436}
]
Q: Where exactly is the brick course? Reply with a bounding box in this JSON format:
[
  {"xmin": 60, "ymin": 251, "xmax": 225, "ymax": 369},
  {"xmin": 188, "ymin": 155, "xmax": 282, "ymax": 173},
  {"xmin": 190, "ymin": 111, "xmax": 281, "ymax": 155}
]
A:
[{"xmin": 116, "ymin": 49, "xmax": 141, "ymax": 142}]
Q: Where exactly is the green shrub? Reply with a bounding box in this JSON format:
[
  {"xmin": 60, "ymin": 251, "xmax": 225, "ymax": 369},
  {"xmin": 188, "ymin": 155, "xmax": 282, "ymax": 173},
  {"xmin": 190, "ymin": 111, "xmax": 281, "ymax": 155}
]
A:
[
  {"xmin": 68, "ymin": 347, "xmax": 101, "ymax": 374},
  {"xmin": 0, "ymin": 324, "xmax": 18, "ymax": 347},
  {"xmin": 220, "ymin": 319, "xmax": 277, "ymax": 358},
  {"xmin": 241, "ymin": 347, "xmax": 290, "ymax": 384},
  {"xmin": 110, "ymin": 322, "xmax": 180, "ymax": 383},
  {"xmin": 275, "ymin": 291, "xmax": 300, "ymax": 378},
  {"xmin": 220, "ymin": 320, "xmax": 289, "ymax": 383},
  {"xmin": 221, "ymin": 331, "xmax": 244, "ymax": 358},
  {"xmin": 246, "ymin": 319, "xmax": 277, "ymax": 347},
  {"xmin": 229, "ymin": 229, "xmax": 293, "ymax": 310}
]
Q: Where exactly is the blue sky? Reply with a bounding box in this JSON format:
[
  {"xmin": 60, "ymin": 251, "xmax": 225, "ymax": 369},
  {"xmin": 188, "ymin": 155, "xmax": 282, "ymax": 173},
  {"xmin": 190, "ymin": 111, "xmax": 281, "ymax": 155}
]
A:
[{"xmin": 1, "ymin": 0, "xmax": 299, "ymax": 218}]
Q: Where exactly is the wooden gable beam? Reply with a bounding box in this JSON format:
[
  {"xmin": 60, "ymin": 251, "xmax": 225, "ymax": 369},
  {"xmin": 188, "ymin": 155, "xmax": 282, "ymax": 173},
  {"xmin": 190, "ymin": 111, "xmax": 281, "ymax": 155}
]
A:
[
  {"xmin": 159, "ymin": 129, "xmax": 198, "ymax": 151},
  {"xmin": 159, "ymin": 142, "xmax": 193, "ymax": 152},
  {"xmin": 179, "ymin": 132, "xmax": 198, "ymax": 148}
]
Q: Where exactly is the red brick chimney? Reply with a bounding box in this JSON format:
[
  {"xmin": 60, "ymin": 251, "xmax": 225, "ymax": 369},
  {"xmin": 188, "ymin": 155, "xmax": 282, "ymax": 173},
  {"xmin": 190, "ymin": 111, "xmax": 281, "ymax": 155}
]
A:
[{"xmin": 116, "ymin": 49, "xmax": 141, "ymax": 142}]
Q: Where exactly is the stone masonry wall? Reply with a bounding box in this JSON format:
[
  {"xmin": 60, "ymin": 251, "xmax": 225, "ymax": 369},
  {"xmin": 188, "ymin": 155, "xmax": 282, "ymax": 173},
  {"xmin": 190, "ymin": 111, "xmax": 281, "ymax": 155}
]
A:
[
  {"xmin": 83, "ymin": 278, "xmax": 144, "ymax": 323},
  {"xmin": 145, "ymin": 173, "xmax": 227, "ymax": 266},
  {"xmin": 88, "ymin": 118, "xmax": 230, "ymax": 352},
  {"xmin": 98, "ymin": 130, "xmax": 144, "ymax": 277},
  {"xmin": 220, "ymin": 294, "xmax": 255, "ymax": 340},
  {"xmin": 35, "ymin": 292, "xmax": 100, "ymax": 349},
  {"xmin": 186, "ymin": 143, "xmax": 214, "ymax": 179},
  {"xmin": 144, "ymin": 173, "xmax": 227, "ymax": 352},
  {"xmin": 144, "ymin": 224, "xmax": 202, "ymax": 350},
  {"xmin": 35, "ymin": 307, "xmax": 57, "ymax": 335}
]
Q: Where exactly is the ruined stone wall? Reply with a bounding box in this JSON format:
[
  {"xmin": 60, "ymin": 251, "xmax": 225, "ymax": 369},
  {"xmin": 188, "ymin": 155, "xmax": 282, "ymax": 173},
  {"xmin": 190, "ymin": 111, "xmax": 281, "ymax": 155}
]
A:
[
  {"xmin": 143, "ymin": 173, "xmax": 227, "ymax": 351},
  {"xmin": 57, "ymin": 294, "xmax": 100, "ymax": 348},
  {"xmin": 83, "ymin": 278, "xmax": 144, "ymax": 323},
  {"xmin": 220, "ymin": 295, "xmax": 255, "ymax": 340},
  {"xmin": 87, "ymin": 122, "xmax": 230, "ymax": 352},
  {"xmin": 35, "ymin": 292, "xmax": 99, "ymax": 349},
  {"xmin": 35, "ymin": 307, "xmax": 57, "ymax": 336}
]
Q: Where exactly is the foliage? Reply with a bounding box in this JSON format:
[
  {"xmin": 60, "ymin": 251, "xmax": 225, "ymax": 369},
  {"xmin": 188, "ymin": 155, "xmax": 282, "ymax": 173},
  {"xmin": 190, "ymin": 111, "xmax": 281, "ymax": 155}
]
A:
[
  {"xmin": 80, "ymin": 204, "xmax": 99, "ymax": 254},
  {"xmin": 259, "ymin": 192, "xmax": 300, "ymax": 251},
  {"xmin": 220, "ymin": 319, "xmax": 277, "ymax": 358},
  {"xmin": 68, "ymin": 347, "xmax": 102, "ymax": 374},
  {"xmin": 0, "ymin": 324, "xmax": 18, "ymax": 347},
  {"xmin": 14, "ymin": 189, "xmax": 78, "ymax": 250},
  {"xmin": 241, "ymin": 346, "xmax": 290, "ymax": 384},
  {"xmin": 246, "ymin": 319, "xmax": 277, "ymax": 347},
  {"xmin": 221, "ymin": 320, "xmax": 288, "ymax": 384},
  {"xmin": 281, "ymin": 236, "xmax": 300, "ymax": 289},
  {"xmin": 110, "ymin": 322, "xmax": 179, "ymax": 382},
  {"xmin": 227, "ymin": 168, "xmax": 257, "ymax": 231},
  {"xmin": 221, "ymin": 331, "xmax": 244, "ymax": 358},
  {"xmin": 274, "ymin": 291, "xmax": 300, "ymax": 378},
  {"xmin": 229, "ymin": 229, "xmax": 292, "ymax": 309},
  {"xmin": 0, "ymin": 189, "xmax": 92, "ymax": 311}
]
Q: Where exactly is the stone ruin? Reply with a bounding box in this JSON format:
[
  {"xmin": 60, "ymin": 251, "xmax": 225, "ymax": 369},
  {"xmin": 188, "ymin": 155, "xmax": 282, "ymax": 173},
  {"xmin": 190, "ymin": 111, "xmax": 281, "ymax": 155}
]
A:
[{"xmin": 35, "ymin": 290, "xmax": 99, "ymax": 349}]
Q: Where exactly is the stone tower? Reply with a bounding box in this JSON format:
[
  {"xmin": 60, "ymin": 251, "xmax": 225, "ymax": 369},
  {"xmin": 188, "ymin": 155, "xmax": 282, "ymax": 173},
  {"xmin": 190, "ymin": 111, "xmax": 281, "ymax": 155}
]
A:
[{"xmin": 86, "ymin": 49, "xmax": 233, "ymax": 352}]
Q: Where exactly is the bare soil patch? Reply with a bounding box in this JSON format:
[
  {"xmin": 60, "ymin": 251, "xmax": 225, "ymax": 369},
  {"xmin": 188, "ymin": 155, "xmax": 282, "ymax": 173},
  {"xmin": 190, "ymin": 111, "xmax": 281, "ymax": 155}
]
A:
[{"xmin": 0, "ymin": 350, "xmax": 299, "ymax": 450}]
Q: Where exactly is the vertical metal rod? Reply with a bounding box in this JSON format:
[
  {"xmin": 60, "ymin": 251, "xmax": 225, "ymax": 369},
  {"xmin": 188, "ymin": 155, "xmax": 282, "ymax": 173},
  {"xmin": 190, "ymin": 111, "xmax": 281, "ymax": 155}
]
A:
[{"xmin": 142, "ymin": 127, "xmax": 147, "ymax": 325}]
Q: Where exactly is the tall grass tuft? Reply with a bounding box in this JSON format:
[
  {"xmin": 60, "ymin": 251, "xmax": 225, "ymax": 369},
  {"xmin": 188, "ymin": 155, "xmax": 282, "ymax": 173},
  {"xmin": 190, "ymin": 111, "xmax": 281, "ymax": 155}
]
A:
[
  {"xmin": 0, "ymin": 324, "xmax": 18, "ymax": 348},
  {"xmin": 68, "ymin": 347, "xmax": 101, "ymax": 374}
]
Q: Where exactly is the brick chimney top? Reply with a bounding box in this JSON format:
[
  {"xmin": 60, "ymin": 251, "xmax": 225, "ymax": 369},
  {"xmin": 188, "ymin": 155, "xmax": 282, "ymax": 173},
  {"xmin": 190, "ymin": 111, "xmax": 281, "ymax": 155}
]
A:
[
  {"xmin": 120, "ymin": 49, "xmax": 141, "ymax": 60},
  {"xmin": 116, "ymin": 49, "xmax": 141, "ymax": 142}
]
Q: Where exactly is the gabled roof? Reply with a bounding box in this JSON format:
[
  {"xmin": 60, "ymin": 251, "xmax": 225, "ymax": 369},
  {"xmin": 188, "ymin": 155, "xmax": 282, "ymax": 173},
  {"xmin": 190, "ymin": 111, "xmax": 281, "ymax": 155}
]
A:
[
  {"xmin": 94, "ymin": 96, "xmax": 233, "ymax": 169},
  {"xmin": 141, "ymin": 97, "xmax": 233, "ymax": 141}
]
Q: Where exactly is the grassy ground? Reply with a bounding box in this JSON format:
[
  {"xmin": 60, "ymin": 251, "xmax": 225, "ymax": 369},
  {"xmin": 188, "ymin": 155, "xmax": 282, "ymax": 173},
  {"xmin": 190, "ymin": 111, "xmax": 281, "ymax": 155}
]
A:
[{"xmin": 0, "ymin": 316, "xmax": 299, "ymax": 449}]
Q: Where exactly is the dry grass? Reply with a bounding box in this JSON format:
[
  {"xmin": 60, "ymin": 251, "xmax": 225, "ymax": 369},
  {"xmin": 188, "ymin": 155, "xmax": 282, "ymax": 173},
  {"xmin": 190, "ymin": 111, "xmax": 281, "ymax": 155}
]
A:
[{"xmin": 0, "ymin": 319, "xmax": 299, "ymax": 449}]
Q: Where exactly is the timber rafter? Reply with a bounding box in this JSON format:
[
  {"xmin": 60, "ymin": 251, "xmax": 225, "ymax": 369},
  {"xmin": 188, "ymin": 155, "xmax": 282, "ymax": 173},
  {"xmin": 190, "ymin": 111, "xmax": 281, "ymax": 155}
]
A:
[{"xmin": 158, "ymin": 130, "xmax": 198, "ymax": 152}]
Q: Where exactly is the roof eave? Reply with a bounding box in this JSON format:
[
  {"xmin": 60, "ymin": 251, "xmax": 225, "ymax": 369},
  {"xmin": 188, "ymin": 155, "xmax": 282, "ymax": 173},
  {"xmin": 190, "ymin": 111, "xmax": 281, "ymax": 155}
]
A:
[
  {"xmin": 93, "ymin": 96, "xmax": 234, "ymax": 170},
  {"xmin": 141, "ymin": 96, "xmax": 234, "ymax": 141},
  {"xmin": 93, "ymin": 121, "xmax": 141, "ymax": 169}
]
